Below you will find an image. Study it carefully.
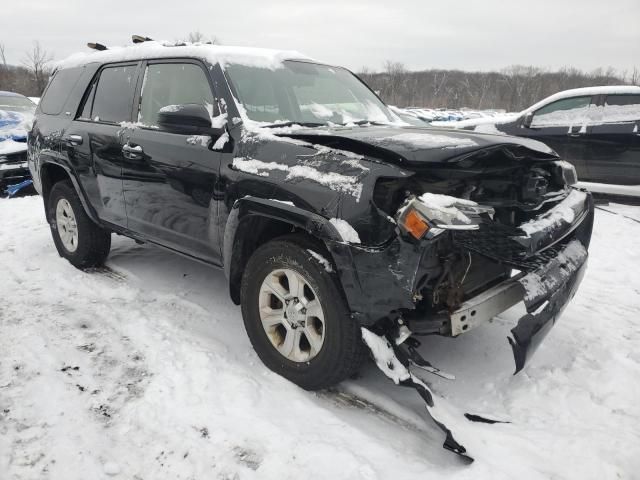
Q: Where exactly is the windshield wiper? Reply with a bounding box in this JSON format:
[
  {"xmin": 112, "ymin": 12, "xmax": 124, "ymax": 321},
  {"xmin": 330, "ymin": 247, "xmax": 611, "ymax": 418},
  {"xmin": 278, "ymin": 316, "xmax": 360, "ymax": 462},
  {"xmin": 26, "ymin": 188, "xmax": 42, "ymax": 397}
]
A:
[{"xmin": 264, "ymin": 121, "xmax": 326, "ymax": 128}]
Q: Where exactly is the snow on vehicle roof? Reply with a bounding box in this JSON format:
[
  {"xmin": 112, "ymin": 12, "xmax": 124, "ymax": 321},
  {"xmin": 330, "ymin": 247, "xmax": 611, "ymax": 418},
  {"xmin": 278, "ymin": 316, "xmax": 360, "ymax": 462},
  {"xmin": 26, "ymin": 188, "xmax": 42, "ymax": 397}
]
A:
[
  {"xmin": 55, "ymin": 41, "xmax": 316, "ymax": 71},
  {"xmin": 523, "ymin": 85, "xmax": 640, "ymax": 113}
]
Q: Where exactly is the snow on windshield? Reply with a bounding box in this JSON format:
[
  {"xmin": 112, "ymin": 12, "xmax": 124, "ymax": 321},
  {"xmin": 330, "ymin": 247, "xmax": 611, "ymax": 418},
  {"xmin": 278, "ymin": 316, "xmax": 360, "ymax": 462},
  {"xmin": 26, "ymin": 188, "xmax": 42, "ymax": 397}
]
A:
[{"xmin": 223, "ymin": 61, "xmax": 394, "ymax": 127}]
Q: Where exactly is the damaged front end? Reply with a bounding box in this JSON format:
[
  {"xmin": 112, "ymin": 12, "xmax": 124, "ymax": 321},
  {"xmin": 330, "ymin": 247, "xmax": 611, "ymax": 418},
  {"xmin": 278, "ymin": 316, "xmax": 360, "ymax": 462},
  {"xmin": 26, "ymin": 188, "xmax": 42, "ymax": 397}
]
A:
[{"xmin": 325, "ymin": 147, "xmax": 593, "ymax": 460}]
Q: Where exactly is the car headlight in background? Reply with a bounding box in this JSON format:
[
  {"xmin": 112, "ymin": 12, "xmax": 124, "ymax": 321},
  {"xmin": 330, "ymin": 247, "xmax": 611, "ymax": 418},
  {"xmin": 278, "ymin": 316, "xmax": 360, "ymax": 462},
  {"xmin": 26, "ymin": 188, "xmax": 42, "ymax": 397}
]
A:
[{"xmin": 396, "ymin": 193, "xmax": 494, "ymax": 240}]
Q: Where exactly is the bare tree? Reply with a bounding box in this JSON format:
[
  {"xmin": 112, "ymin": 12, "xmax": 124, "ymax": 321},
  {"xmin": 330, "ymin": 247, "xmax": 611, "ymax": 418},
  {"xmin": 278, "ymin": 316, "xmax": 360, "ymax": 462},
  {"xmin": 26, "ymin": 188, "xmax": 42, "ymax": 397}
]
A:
[
  {"xmin": 185, "ymin": 31, "xmax": 219, "ymax": 45},
  {"xmin": 23, "ymin": 41, "xmax": 53, "ymax": 93},
  {"xmin": 0, "ymin": 42, "xmax": 6, "ymax": 69}
]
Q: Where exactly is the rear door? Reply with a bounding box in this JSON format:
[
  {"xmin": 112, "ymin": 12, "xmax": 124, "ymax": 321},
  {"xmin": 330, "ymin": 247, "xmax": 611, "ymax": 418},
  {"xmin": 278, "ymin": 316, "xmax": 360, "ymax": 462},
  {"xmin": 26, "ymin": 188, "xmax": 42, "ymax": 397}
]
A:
[
  {"xmin": 122, "ymin": 59, "xmax": 224, "ymax": 264},
  {"xmin": 585, "ymin": 94, "xmax": 640, "ymax": 185},
  {"xmin": 70, "ymin": 63, "xmax": 140, "ymax": 226},
  {"xmin": 521, "ymin": 95, "xmax": 597, "ymax": 178}
]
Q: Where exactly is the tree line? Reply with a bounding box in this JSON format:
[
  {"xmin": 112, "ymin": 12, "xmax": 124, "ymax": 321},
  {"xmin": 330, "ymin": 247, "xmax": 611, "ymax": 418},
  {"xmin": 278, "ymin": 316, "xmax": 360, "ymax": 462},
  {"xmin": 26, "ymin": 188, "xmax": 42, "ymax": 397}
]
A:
[
  {"xmin": 1, "ymin": 39, "xmax": 638, "ymax": 111},
  {"xmin": 359, "ymin": 62, "xmax": 640, "ymax": 111}
]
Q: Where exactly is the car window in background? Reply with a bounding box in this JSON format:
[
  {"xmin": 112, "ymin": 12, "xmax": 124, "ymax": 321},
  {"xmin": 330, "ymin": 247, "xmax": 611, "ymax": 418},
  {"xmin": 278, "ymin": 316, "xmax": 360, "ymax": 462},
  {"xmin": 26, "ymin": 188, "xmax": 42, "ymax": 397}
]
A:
[
  {"xmin": 0, "ymin": 94, "xmax": 35, "ymax": 113},
  {"xmin": 602, "ymin": 94, "xmax": 640, "ymax": 124},
  {"xmin": 39, "ymin": 67, "xmax": 83, "ymax": 115},
  {"xmin": 531, "ymin": 96, "xmax": 592, "ymax": 127},
  {"xmin": 138, "ymin": 63, "xmax": 214, "ymax": 127},
  {"xmin": 225, "ymin": 61, "xmax": 394, "ymax": 125},
  {"xmin": 91, "ymin": 65, "xmax": 137, "ymax": 124}
]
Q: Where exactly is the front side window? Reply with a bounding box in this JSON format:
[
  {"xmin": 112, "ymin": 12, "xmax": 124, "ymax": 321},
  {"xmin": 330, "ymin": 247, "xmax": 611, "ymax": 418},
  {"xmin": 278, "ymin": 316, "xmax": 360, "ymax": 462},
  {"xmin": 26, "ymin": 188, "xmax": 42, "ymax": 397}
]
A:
[
  {"xmin": 91, "ymin": 65, "xmax": 137, "ymax": 123},
  {"xmin": 602, "ymin": 94, "xmax": 640, "ymax": 124},
  {"xmin": 138, "ymin": 63, "xmax": 214, "ymax": 128},
  {"xmin": 531, "ymin": 96, "xmax": 592, "ymax": 127},
  {"xmin": 224, "ymin": 61, "xmax": 395, "ymax": 126}
]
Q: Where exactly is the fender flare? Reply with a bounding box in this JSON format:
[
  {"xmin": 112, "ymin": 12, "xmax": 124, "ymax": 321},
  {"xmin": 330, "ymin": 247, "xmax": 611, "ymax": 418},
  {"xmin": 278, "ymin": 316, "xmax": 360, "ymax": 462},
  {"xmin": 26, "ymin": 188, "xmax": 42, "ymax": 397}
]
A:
[
  {"xmin": 222, "ymin": 196, "xmax": 343, "ymax": 280},
  {"xmin": 222, "ymin": 196, "xmax": 369, "ymax": 311},
  {"xmin": 39, "ymin": 159, "xmax": 101, "ymax": 225}
]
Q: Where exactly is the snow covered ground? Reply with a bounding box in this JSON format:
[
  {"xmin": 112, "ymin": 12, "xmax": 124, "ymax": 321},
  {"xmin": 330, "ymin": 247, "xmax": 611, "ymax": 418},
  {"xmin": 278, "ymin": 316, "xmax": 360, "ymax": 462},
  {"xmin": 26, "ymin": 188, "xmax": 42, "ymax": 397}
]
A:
[{"xmin": 1, "ymin": 195, "xmax": 639, "ymax": 480}]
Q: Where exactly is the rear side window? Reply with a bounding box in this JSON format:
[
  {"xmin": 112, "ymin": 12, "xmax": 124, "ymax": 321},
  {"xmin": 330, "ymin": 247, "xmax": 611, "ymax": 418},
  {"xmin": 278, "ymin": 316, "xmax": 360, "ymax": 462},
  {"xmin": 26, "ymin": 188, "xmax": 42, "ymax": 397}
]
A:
[
  {"xmin": 91, "ymin": 65, "xmax": 137, "ymax": 123},
  {"xmin": 531, "ymin": 96, "xmax": 592, "ymax": 127},
  {"xmin": 602, "ymin": 94, "xmax": 640, "ymax": 123},
  {"xmin": 138, "ymin": 63, "xmax": 214, "ymax": 127},
  {"xmin": 40, "ymin": 67, "xmax": 83, "ymax": 115}
]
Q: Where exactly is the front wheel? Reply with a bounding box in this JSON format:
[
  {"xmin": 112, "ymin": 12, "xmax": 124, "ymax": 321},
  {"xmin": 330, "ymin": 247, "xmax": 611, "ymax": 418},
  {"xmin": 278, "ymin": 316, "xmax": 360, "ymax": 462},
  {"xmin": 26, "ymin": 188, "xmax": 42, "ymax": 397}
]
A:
[
  {"xmin": 47, "ymin": 180, "xmax": 111, "ymax": 269},
  {"xmin": 240, "ymin": 235, "xmax": 365, "ymax": 390}
]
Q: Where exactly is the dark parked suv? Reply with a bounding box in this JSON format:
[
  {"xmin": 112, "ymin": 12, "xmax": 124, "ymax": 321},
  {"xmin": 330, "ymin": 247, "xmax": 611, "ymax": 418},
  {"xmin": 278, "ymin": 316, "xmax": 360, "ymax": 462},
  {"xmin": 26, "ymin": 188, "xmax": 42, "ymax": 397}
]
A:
[
  {"xmin": 443, "ymin": 86, "xmax": 640, "ymax": 197},
  {"xmin": 29, "ymin": 41, "xmax": 593, "ymax": 398}
]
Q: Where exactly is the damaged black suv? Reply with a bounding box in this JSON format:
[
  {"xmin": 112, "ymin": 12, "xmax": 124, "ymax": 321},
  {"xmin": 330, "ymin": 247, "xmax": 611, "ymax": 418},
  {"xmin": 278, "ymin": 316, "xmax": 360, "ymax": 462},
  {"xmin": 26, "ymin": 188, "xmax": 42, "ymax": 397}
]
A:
[{"xmin": 29, "ymin": 41, "xmax": 593, "ymax": 397}]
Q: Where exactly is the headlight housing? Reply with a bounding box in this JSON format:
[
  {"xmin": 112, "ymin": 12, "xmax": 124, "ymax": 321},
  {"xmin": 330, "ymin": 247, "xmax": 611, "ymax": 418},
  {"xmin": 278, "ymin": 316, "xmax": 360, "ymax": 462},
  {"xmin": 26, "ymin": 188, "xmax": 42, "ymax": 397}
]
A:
[{"xmin": 396, "ymin": 193, "xmax": 494, "ymax": 240}]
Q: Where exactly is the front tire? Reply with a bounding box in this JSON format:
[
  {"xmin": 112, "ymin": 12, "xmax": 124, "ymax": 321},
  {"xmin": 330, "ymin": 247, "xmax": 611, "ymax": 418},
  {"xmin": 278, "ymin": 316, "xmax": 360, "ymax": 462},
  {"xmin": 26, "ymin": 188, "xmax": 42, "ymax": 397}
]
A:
[
  {"xmin": 48, "ymin": 180, "xmax": 111, "ymax": 269},
  {"xmin": 240, "ymin": 235, "xmax": 365, "ymax": 390}
]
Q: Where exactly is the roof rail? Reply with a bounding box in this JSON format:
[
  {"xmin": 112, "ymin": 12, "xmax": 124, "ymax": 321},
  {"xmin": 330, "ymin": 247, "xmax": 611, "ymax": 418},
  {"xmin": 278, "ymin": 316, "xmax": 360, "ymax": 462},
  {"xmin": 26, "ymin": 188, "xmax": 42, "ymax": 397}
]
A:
[{"xmin": 132, "ymin": 35, "xmax": 154, "ymax": 44}]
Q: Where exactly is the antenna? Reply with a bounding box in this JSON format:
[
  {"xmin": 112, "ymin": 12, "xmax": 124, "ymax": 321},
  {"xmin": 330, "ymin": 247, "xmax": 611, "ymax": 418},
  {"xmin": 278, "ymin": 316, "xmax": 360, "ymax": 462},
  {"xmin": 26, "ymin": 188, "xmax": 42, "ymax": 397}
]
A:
[
  {"xmin": 132, "ymin": 35, "xmax": 154, "ymax": 44},
  {"xmin": 87, "ymin": 42, "xmax": 108, "ymax": 51}
]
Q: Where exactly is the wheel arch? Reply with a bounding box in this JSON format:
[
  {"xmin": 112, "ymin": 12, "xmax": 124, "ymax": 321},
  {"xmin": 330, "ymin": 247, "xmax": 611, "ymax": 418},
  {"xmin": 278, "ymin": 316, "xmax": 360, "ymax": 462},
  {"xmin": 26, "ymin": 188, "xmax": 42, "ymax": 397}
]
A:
[
  {"xmin": 223, "ymin": 196, "xmax": 344, "ymax": 305},
  {"xmin": 40, "ymin": 161, "xmax": 100, "ymax": 225}
]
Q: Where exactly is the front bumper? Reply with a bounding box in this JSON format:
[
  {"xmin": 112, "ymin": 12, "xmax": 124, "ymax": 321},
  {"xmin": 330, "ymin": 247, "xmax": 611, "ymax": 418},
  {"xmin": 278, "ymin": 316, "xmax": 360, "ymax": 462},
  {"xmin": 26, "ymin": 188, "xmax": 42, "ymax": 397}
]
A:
[
  {"xmin": 330, "ymin": 187, "xmax": 594, "ymax": 373},
  {"xmin": 0, "ymin": 150, "xmax": 31, "ymax": 191},
  {"xmin": 444, "ymin": 188, "xmax": 594, "ymax": 372}
]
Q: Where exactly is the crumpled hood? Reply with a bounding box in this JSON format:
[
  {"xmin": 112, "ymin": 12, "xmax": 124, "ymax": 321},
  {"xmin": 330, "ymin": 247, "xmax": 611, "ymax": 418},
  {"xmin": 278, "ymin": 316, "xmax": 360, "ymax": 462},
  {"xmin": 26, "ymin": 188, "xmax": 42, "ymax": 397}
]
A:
[{"xmin": 279, "ymin": 125, "xmax": 558, "ymax": 165}]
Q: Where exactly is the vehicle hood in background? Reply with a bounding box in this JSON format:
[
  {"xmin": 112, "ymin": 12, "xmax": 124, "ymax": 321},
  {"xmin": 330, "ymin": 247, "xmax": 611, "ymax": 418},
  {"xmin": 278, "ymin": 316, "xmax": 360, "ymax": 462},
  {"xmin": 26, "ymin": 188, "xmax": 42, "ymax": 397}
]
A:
[{"xmin": 279, "ymin": 125, "xmax": 557, "ymax": 165}]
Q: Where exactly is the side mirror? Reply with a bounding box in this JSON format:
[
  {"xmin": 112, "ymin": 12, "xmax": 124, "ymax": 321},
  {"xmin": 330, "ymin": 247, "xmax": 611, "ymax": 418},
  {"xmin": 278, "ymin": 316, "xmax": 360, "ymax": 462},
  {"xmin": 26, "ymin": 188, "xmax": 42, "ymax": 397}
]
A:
[
  {"xmin": 522, "ymin": 111, "xmax": 534, "ymax": 128},
  {"xmin": 157, "ymin": 103, "xmax": 224, "ymax": 136}
]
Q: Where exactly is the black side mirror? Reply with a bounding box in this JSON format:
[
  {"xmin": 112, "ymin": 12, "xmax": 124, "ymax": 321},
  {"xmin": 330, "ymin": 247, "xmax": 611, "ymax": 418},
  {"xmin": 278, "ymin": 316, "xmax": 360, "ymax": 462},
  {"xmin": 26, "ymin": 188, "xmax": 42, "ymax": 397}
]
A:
[
  {"xmin": 157, "ymin": 103, "xmax": 224, "ymax": 136},
  {"xmin": 522, "ymin": 111, "xmax": 534, "ymax": 128}
]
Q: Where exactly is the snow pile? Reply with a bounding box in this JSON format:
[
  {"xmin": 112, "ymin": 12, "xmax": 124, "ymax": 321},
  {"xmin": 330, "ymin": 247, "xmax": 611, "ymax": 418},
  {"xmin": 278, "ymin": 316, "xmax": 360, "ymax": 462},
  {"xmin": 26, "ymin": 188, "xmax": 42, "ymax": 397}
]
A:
[
  {"xmin": 0, "ymin": 196, "xmax": 639, "ymax": 478},
  {"xmin": 388, "ymin": 132, "xmax": 478, "ymax": 149},
  {"xmin": 329, "ymin": 218, "xmax": 361, "ymax": 243},
  {"xmin": 418, "ymin": 192, "xmax": 478, "ymax": 224}
]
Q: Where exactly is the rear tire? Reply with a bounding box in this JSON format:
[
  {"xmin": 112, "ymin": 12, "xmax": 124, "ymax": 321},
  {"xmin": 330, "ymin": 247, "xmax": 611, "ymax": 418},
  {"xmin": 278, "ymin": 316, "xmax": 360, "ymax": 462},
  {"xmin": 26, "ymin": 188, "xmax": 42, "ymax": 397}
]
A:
[
  {"xmin": 47, "ymin": 180, "xmax": 111, "ymax": 269},
  {"xmin": 240, "ymin": 234, "xmax": 365, "ymax": 390}
]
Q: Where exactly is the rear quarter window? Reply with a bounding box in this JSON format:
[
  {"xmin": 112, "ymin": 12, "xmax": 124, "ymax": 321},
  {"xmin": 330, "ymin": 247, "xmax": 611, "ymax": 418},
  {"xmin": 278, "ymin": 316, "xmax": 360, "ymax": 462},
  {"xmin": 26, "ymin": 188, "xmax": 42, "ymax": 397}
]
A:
[
  {"xmin": 39, "ymin": 67, "xmax": 84, "ymax": 115},
  {"xmin": 603, "ymin": 94, "xmax": 640, "ymax": 123}
]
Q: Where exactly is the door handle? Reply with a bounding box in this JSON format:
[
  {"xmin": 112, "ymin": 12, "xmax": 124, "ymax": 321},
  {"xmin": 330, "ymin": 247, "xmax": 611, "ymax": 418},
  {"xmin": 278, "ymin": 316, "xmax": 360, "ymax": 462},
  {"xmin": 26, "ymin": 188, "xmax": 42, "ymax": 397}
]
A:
[
  {"xmin": 122, "ymin": 143, "xmax": 144, "ymax": 160},
  {"xmin": 63, "ymin": 134, "xmax": 83, "ymax": 146}
]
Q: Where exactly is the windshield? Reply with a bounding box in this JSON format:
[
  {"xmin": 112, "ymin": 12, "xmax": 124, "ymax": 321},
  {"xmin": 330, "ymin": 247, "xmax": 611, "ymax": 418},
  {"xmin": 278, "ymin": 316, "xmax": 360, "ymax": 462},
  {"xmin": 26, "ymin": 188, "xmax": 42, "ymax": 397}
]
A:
[
  {"xmin": 224, "ymin": 60, "xmax": 395, "ymax": 126},
  {"xmin": 0, "ymin": 94, "xmax": 36, "ymax": 113}
]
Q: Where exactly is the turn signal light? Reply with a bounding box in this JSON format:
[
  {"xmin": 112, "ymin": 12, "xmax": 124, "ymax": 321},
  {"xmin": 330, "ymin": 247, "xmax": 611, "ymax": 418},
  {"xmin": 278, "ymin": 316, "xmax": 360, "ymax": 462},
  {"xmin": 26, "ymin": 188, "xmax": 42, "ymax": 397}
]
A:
[{"xmin": 403, "ymin": 209, "xmax": 429, "ymax": 239}]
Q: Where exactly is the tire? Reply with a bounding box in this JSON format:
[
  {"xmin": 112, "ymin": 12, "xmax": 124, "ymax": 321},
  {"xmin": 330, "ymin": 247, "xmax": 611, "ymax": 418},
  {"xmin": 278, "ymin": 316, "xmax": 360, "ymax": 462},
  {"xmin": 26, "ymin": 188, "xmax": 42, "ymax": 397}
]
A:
[
  {"xmin": 240, "ymin": 234, "xmax": 366, "ymax": 390},
  {"xmin": 47, "ymin": 180, "xmax": 111, "ymax": 269}
]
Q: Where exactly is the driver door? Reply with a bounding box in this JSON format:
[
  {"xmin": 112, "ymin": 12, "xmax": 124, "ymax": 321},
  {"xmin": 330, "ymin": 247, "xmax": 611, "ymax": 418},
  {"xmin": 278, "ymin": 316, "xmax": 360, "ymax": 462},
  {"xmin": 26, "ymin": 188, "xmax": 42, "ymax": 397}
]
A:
[{"xmin": 122, "ymin": 59, "xmax": 224, "ymax": 264}]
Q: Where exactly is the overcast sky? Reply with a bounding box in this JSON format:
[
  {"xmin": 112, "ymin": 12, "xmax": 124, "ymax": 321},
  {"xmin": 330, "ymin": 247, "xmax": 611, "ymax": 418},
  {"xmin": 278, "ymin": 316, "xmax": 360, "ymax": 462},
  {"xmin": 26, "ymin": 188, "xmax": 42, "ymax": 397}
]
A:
[{"xmin": 3, "ymin": 0, "xmax": 639, "ymax": 73}]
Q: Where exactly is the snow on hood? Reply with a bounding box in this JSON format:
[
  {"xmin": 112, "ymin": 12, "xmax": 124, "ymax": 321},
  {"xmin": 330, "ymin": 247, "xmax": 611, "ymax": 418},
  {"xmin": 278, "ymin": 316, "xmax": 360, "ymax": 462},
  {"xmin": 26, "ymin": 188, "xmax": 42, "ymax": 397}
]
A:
[
  {"xmin": 0, "ymin": 109, "xmax": 32, "ymax": 154},
  {"xmin": 279, "ymin": 125, "xmax": 558, "ymax": 165},
  {"xmin": 56, "ymin": 41, "xmax": 314, "ymax": 71}
]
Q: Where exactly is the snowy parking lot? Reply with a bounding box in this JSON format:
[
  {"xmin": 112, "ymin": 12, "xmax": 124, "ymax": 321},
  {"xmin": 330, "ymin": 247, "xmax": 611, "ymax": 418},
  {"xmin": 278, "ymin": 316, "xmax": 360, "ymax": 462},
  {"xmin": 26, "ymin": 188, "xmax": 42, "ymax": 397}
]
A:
[{"xmin": 1, "ymin": 195, "xmax": 639, "ymax": 480}]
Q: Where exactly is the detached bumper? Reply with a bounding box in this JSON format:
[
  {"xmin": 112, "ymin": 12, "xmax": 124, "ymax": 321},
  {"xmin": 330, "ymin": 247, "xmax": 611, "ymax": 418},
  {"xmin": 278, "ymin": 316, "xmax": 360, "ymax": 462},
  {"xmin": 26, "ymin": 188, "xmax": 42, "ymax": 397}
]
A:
[
  {"xmin": 449, "ymin": 189, "xmax": 594, "ymax": 373},
  {"xmin": 450, "ymin": 239, "xmax": 588, "ymax": 373}
]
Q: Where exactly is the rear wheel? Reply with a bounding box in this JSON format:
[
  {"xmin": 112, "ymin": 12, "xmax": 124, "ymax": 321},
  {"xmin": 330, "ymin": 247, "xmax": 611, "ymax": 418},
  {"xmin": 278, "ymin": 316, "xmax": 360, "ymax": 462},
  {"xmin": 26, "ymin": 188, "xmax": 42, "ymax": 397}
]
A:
[
  {"xmin": 48, "ymin": 180, "xmax": 111, "ymax": 269},
  {"xmin": 240, "ymin": 235, "xmax": 365, "ymax": 390}
]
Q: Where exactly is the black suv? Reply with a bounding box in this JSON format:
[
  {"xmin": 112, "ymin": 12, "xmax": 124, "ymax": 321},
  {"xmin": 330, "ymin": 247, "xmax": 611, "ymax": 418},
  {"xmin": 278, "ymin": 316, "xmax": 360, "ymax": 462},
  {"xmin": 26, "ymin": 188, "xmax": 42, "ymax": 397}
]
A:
[{"xmin": 29, "ymin": 41, "xmax": 594, "ymax": 393}]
